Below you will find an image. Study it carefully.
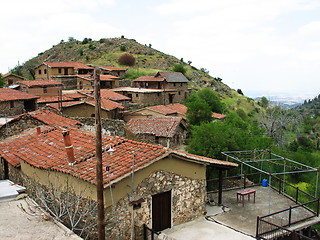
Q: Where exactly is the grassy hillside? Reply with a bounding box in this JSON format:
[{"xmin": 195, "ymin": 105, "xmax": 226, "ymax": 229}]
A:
[{"xmin": 11, "ymin": 37, "xmax": 260, "ymax": 114}]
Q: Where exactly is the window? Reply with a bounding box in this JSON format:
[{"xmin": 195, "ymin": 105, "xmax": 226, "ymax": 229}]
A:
[
  {"xmin": 136, "ymin": 94, "xmax": 139, "ymax": 97},
  {"xmin": 38, "ymin": 69, "xmax": 41, "ymax": 75},
  {"xmin": 173, "ymin": 83, "xmax": 176, "ymax": 87},
  {"xmin": 178, "ymin": 91, "xmax": 181, "ymax": 95},
  {"xmin": 58, "ymin": 68, "xmax": 62, "ymax": 74},
  {"xmin": 155, "ymin": 136, "xmax": 159, "ymax": 144},
  {"xmin": 43, "ymin": 87, "xmax": 47, "ymax": 93},
  {"xmin": 10, "ymin": 101, "xmax": 14, "ymax": 108},
  {"xmin": 44, "ymin": 69, "xmax": 47, "ymax": 74},
  {"xmin": 22, "ymin": 86, "xmax": 26, "ymax": 92}
]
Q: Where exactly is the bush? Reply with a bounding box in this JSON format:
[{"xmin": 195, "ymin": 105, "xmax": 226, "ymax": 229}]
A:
[
  {"xmin": 82, "ymin": 38, "xmax": 89, "ymax": 44},
  {"xmin": 172, "ymin": 64, "xmax": 186, "ymax": 74},
  {"xmin": 88, "ymin": 43, "xmax": 95, "ymax": 50},
  {"xmin": 118, "ymin": 54, "xmax": 135, "ymax": 66},
  {"xmin": 120, "ymin": 45, "xmax": 126, "ymax": 51}
]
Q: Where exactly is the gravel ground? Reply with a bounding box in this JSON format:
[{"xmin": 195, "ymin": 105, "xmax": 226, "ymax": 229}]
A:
[{"xmin": 0, "ymin": 197, "xmax": 82, "ymax": 240}]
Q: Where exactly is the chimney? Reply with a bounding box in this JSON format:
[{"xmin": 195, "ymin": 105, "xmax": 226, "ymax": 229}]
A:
[
  {"xmin": 62, "ymin": 129, "xmax": 76, "ymax": 165},
  {"xmin": 36, "ymin": 127, "xmax": 41, "ymax": 135}
]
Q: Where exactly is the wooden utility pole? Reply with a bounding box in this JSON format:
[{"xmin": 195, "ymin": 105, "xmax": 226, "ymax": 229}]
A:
[{"xmin": 94, "ymin": 68, "xmax": 105, "ymax": 240}]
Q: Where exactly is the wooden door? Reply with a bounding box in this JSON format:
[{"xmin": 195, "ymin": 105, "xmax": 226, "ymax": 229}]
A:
[{"xmin": 152, "ymin": 190, "xmax": 171, "ymax": 231}]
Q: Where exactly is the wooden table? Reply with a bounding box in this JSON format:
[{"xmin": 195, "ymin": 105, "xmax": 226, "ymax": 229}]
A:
[{"xmin": 237, "ymin": 188, "xmax": 256, "ymax": 207}]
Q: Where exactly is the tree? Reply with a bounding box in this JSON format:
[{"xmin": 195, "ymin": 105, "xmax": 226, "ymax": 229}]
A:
[
  {"xmin": 186, "ymin": 113, "xmax": 272, "ymax": 159},
  {"xmin": 172, "ymin": 64, "xmax": 186, "ymax": 74},
  {"xmin": 0, "ymin": 74, "xmax": 4, "ymax": 87},
  {"xmin": 186, "ymin": 97, "xmax": 213, "ymax": 126},
  {"xmin": 237, "ymin": 89, "xmax": 244, "ymax": 95},
  {"xmin": 118, "ymin": 54, "xmax": 135, "ymax": 66},
  {"xmin": 259, "ymin": 96, "xmax": 269, "ymax": 108},
  {"xmin": 258, "ymin": 105, "xmax": 301, "ymax": 146},
  {"xmin": 197, "ymin": 88, "xmax": 225, "ymax": 113}
]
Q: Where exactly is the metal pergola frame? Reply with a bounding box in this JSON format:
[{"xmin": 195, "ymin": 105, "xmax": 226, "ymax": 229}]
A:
[{"xmin": 222, "ymin": 149, "xmax": 319, "ymax": 200}]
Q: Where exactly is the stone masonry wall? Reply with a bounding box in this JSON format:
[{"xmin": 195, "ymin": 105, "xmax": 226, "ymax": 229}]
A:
[
  {"xmin": 105, "ymin": 170, "xmax": 206, "ymax": 239},
  {"xmin": 0, "ymin": 116, "xmax": 43, "ymax": 140},
  {"xmin": 72, "ymin": 117, "xmax": 126, "ymax": 137}
]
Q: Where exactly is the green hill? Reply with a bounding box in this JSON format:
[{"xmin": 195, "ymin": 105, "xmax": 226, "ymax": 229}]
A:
[{"xmin": 11, "ymin": 37, "xmax": 260, "ymax": 114}]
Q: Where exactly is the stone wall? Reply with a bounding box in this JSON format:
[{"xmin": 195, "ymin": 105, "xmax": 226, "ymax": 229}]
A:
[
  {"xmin": 105, "ymin": 169, "xmax": 206, "ymax": 239},
  {"xmin": 0, "ymin": 115, "xmax": 43, "ymax": 140},
  {"xmin": 0, "ymin": 101, "xmax": 25, "ymax": 116},
  {"xmin": 73, "ymin": 117, "xmax": 126, "ymax": 137}
]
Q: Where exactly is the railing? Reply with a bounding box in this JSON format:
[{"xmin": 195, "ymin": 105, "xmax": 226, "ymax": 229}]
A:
[
  {"xmin": 207, "ymin": 173, "xmax": 320, "ymax": 239},
  {"xmin": 143, "ymin": 224, "xmax": 160, "ymax": 240},
  {"xmin": 256, "ymin": 199, "xmax": 319, "ymax": 239}
]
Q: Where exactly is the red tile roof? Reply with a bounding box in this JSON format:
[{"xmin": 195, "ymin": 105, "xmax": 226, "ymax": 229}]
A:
[
  {"xmin": 100, "ymin": 75, "xmax": 119, "ymax": 81},
  {"xmin": 100, "ymin": 66, "xmax": 126, "ymax": 71},
  {"xmin": 212, "ymin": 112, "xmax": 227, "ymax": 119},
  {"xmin": 86, "ymin": 98, "xmax": 124, "ymax": 111},
  {"xmin": 77, "ymin": 74, "xmax": 119, "ymax": 81},
  {"xmin": 2, "ymin": 108, "xmax": 82, "ymax": 130},
  {"xmin": 2, "ymin": 73, "xmax": 25, "ymax": 80},
  {"xmin": 126, "ymin": 117, "xmax": 183, "ymax": 137},
  {"xmin": 0, "ymin": 88, "xmax": 39, "ymax": 102},
  {"xmin": 37, "ymin": 95, "xmax": 74, "ymax": 104},
  {"xmin": 133, "ymin": 76, "xmax": 165, "ymax": 82},
  {"xmin": 43, "ymin": 62, "xmax": 94, "ymax": 69},
  {"xmin": 146, "ymin": 104, "xmax": 187, "ymax": 116},
  {"xmin": 18, "ymin": 80, "xmax": 62, "ymax": 87},
  {"xmin": 47, "ymin": 101, "xmax": 83, "ymax": 110},
  {"xmin": 78, "ymin": 89, "xmax": 130, "ymax": 101},
  {"xmin": 0, "ymin": 128, "xmax": 237, "ymax": 186}
]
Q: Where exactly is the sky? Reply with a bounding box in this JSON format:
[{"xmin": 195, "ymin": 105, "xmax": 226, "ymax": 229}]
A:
[{"xmin": 1, "ymin": 0, "xmax": 320, "ymax": 99}]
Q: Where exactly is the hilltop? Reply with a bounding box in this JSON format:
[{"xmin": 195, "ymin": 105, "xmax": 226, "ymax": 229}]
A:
[{"xmin": 11, "ymin": 37, "xmax": 260, "ymax": 115}]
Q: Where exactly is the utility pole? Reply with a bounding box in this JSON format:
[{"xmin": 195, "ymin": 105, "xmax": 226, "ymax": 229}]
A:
[{"xmin": 94, "ymin": 68, "xmax": 105, "ymax": 240}]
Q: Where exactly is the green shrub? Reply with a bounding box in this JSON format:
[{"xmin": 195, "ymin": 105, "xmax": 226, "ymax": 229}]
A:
[
  {"xmin": 120, "ymin": 45, "xmax": 126, "ymax": 51},
  {"xmin": 172, "ymin": 64, "xmax": 186, "ymax": 74}
]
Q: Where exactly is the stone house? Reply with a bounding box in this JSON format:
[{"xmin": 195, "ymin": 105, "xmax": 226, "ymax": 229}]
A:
[
  {"xmin": 126, "ymin": 117, "xmax": 187, "ymax": 148},
  {"xmin": 0, "ymin": 88, "xmax": 38, "ymax": 117},
  {"xmin": 76, "ymin": 74, "xmax": 120, "ymax": 90},
  {"xmin": 17, "ymin": 80, "xmax": 63, "ymax": 96},
  {"xmin": 48, "ymin": 98, "xmax": 124, "ymax": 119},
  {"xmin": 0, "ymin": 127, "xmax": 237, "ymax": 239},
  {"xmin": 34, "ymin": 62, "xmax": 94, "ymax": 90},
  {"xmin": 0, "ymin": 107, "xmax": 82, "ymax": 140},
  {"xmin": 100, "ymin": 66, "xmax": 127, "ymax": 79},
  {"xmin": 125, "ymin": 103, "xmax": 187, "ymax": 122},
  {"xmin": 112, "ymin": 87, "xmax": 176, "ymax": 106},
  {"xmin": 133, "ymin": 71, "xmax": 189, "ymax": 104},
  {"xmin": 2, "ymin": 73, "xmax": 26, "ymax": 86}
]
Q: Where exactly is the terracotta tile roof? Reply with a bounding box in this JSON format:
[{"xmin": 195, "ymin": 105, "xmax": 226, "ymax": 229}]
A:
[
  {"xmin": 27, "ymin": 109, "xmax": 82, "ymax": 128},
  {"xmin": 100, "ymin": 75, "xmax": 119, "ymax": 81},
  {"xmin": 43, "ymin": 62, "xmax": 93, "ymax": 69},
  {"xmin": 47, "ymin": 101, "xmax": 83, "ymax": 110},
  {"xmin": 212, "ymin": 112, "xmax": 227, "ymax": 119},
  {"xmin": 37, "ymin": 95, "xmax": 74, "ymax": 104},
  {"xmin": 86, "ymin": 98, "xmax": 124, "ymax": 111},
  {"xmin": 2, "ymin": 73, "xmax": 25, "ymax": 80},
  {"xmin": 78, "ymin": 89, "xmax": 130, "ymax": 101},
  {"xmin": 63, "ymin": 93, "xmax": 87, "ymax": 99},
  {"xmin": 146, "ymin": 104, "xmax": 187, "ymax": 116},
  {"xmin": 2, "ymin": 108, "xmax": 82, "ymax": 130},
  {"xmin": 0, "ymin": 88, "xmax": 39, "ymax": 102},
  {"xmin": 126, "ymin": 117, "xmax": 182, "ymax": 138},
  {"xmin": 100, "ymin": 66, "xmax": 126, "ymax": 71},
  {"xmin": 112, "ymin": 87, "xmax": 176, "ymax": 93},
  {"xmin": 17, "ymin": 80, "xmax": 62, "ymax": 87},
  {"xmin": 133, "ymin": 76, "xmax": 165, "ymax": 82},
  {"xmin": 0, "ymin": 128, "xmax": 237, "ymax": 186}
]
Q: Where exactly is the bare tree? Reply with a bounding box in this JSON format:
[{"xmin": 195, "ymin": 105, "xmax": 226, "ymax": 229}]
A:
[
  {"xmin": 34, "ymin": 174, "xmax": 98, "ymax": 239},
  {"xmin": 258, "ymin": 105, "xmax": 301, "ymax": 146}
]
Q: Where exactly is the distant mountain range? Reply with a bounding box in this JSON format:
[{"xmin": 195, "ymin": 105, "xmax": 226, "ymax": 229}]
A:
[{"xmin": 254, "ymin": 95, "xmax": 316, "ymax": 109}]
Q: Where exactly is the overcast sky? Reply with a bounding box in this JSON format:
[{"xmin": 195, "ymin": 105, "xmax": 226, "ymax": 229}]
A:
[{"xmin": 1, "ymin": 0, "xmax": 319, "ymax": 98}]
